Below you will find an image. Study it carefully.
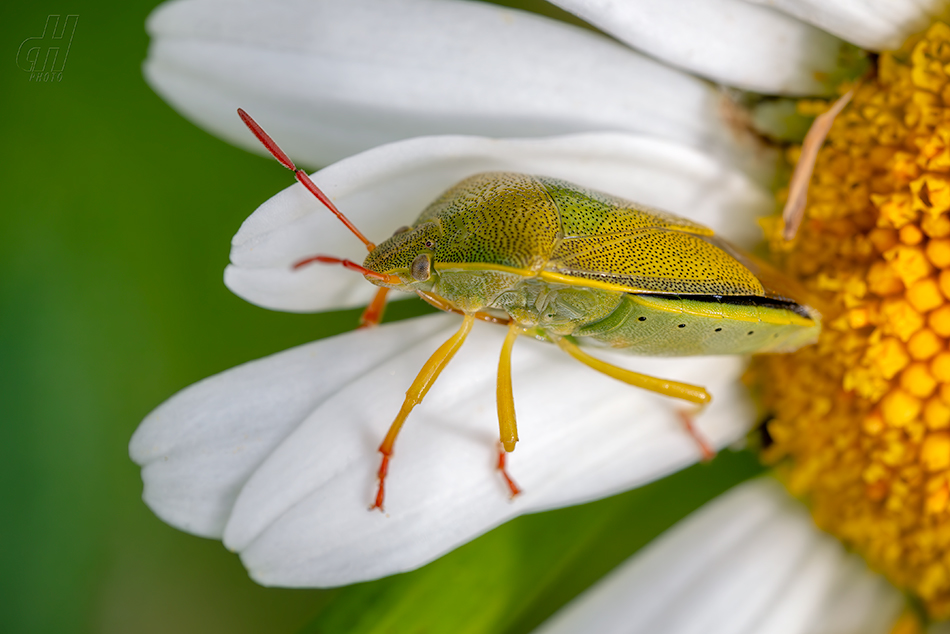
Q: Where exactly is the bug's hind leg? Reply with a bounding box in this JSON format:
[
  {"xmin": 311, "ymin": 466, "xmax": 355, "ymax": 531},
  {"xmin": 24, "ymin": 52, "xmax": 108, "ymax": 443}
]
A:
[
  {"xmin": 677, "ymin": 409, "xmax": 716, "ymax": 462},
  {"xmin": 495, "ymin": 322, "xmax": 522, "ymax": 498},
  {"xmin": 555, "ymin": 337, "xmax": 716, "ymax": 460},
  {"xmin": 555, "ymin": 337, "xmax": 711, "ymax": 405},
  {"xmin": 372, "ymin": 313, "xmax": 475, "ymax": 511}
]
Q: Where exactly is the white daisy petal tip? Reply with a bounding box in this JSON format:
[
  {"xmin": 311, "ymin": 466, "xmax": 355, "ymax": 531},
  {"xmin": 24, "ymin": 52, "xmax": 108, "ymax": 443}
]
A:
[
  {"xmin": 533, "ymin": 477, "xmax": 905, "ymax": 634},
  {"xmin": 548, "ymin": 0, "xmax": 847, "ymax": 96},
  {"xmin": 144, "ymin": 0, "xmax": 766, "ymax": 169},
  {"xmin": 225, "ymin": 132, "xmax": 773, "ymax": 313},
  {"xmin": 744, "ymin": 0, "xmax": 941, "ymax": 52},
  {"xmin": 132, "ymin": 313, "xmax": 753, "ymax": 587}
]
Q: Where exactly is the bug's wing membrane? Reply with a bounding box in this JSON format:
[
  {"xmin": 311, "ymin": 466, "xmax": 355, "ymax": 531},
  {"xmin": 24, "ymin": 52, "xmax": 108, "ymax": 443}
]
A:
[
  {"xmin": 549, "ymin": 229, "xmax": 767, "ymax": 296},
  {"xmin": 706, "ymin": 235, "xmax": 827, "ymax": 318},
  {"xmin": 541, "ymin": 177, "xmax": 717, "ymax": 238},
  {"xmin": 541, "ymin": 175, "xmax": 769, "ymax": 296}
]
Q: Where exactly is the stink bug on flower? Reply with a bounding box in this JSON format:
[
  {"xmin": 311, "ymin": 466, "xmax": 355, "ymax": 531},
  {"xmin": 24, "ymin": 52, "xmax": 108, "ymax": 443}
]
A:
[{"xmin": 238, "ymin": 109, "xmax": 822, "ymax": 511}]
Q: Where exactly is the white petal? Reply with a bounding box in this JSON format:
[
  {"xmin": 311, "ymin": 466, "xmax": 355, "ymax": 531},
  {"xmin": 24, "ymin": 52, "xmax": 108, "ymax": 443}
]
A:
[
  {"xmin": 225, "ymin": 133, "xmax": 773, "ymax": 313},
  {"xmin": 744, "ymin": 0, "xmax": 938, "ymax": 51},
  {"xmin": 534, "ymin": 479, "xmax": 903, "ymax": 634},
  {"xmin": 806, "ymin": 555, "xmax": 908, "ymax": 634},
  {"xmin": 229, "ymin": 318, "xmax": 751, "ymax": 586},
  {"xmin": 129, "ymin": 316, "xmax": 443, "ymax": 537},
  {"xmin": 144, "ymin": 0, "xmax": 749, "ymax": 168},
  {"xmin": 132, "ymin": 312, "xmax": 754, "ymax": 586},
  {"xmin": 549, "ymin": 0, "xmax": 843, "ymax": 95}
]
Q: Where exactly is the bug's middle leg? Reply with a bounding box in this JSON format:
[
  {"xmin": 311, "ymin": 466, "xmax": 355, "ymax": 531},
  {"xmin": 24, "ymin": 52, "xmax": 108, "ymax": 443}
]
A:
[
  {"xmin": 495, "ymin": 321, "xmax": 522, "ymax": 498},
  {"xmin": 372, "ymin": 313, "xmax": 475, "ymax": 511}
]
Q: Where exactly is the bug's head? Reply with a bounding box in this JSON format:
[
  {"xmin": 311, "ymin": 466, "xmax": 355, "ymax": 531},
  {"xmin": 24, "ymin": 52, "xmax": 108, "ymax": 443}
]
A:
[
  {"xmin": 235, "ymin": 110, "xmax": 446, "ymax": 293},
  {"xmin": 362, "ymin": 221, "xmax": 443, "ymax": 290}
]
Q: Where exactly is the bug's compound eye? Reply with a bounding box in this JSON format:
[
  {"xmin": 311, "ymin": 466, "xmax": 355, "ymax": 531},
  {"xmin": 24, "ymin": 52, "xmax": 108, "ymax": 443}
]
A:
[
  {"xmin": 392, "ymin": 226, "xmax": 411, "ymax": 236},
  {"xmin": 411, "ymin": 253, "xmax": 431, "ymax": 281}
]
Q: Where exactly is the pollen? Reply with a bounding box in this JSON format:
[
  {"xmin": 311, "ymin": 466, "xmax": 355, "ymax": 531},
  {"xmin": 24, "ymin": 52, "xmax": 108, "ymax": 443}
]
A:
[{"xmin": 752, "ymin": 23, "xmax": 950, "ymax": 619}]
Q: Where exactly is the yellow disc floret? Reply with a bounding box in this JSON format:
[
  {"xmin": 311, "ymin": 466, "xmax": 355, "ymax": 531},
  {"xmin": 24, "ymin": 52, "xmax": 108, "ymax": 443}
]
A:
[{"xmin": 753, "ymin": 23, "xmax": 950, "ymax": 619}]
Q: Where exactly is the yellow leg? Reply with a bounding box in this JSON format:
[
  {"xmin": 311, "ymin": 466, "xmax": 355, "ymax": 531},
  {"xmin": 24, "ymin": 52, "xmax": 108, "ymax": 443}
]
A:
[
  {"xmin": 555, "ymin": 337, "xmax": 711, "ymax": 405},
  {"xmin": 496, "ymin": 321, "xmax": 521, "ymax": 453},
  {"xmin": 372, "ymin": 313, "xmax": 475, "ymax": 510}
]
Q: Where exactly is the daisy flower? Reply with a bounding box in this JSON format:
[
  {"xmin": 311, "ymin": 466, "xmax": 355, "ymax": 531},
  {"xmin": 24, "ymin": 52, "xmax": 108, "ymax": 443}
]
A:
[{"xmin": 131, "ymin": 0, "xmax": 950, "ymax": 629}]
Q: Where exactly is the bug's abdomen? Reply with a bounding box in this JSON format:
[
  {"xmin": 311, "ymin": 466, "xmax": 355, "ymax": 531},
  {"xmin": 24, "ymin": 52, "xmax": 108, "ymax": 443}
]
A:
[{"xmin": 573, "ymin": 293, "xmax": 820, "ymax": 356}]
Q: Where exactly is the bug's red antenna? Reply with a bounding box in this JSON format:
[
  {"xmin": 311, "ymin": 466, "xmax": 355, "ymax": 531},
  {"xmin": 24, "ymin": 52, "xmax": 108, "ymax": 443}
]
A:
[
  {"xmin": 237, "ymin": 108, "xmax": 376, "ymax": 251},
  {"xmin": 293, "ymin": 255, "xmax": 400, "ymax": 285}
]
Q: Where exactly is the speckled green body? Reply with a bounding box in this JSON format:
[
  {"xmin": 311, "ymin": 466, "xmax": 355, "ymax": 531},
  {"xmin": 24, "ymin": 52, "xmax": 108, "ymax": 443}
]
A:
[{"xmin": 363, "ymin": 172, "xmax": 820, "ymax": 356}]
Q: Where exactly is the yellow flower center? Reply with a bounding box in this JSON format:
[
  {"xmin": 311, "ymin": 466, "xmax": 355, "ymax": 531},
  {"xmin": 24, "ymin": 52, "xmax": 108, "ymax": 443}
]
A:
[{"xmin": 754, "ymin": 22, "xmax": 950, "ymax": 619}]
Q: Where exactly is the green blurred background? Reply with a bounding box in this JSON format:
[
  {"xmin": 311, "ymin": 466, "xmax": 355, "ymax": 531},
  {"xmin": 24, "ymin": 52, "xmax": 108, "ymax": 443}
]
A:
[{"xmin": 0, "ymin": 1, "xmax": 763, "ymax": 632}]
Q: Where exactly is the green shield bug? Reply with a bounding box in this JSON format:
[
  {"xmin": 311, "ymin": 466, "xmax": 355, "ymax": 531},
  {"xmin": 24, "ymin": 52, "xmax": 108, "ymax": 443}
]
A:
[{"xmin": 238, "ymin": 109, "xmax": 822, "ymax": 511}]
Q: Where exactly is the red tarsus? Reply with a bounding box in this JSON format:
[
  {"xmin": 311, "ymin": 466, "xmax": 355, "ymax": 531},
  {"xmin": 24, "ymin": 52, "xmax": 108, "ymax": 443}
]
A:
[
  {"xmin": 372, "ymin": 450, "xmax": 392, "ymax": 511},
  {"xmin": 497, "ymin": 446, "xmax": 522, "ymax": 498},
  {"xmin": 678, "ymin": 410, "xmax": 716, "ymax": 462}
]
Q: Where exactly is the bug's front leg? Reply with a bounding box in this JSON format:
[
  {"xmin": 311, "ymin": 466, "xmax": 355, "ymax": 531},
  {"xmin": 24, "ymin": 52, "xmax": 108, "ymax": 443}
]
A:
[
  {"xmin": 359, "ymin": 287, "xmax": 390, "ymax": 328},
  {"xmin": 372, "ymin": 313, "xmax": 475, "ymax": 511}
]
